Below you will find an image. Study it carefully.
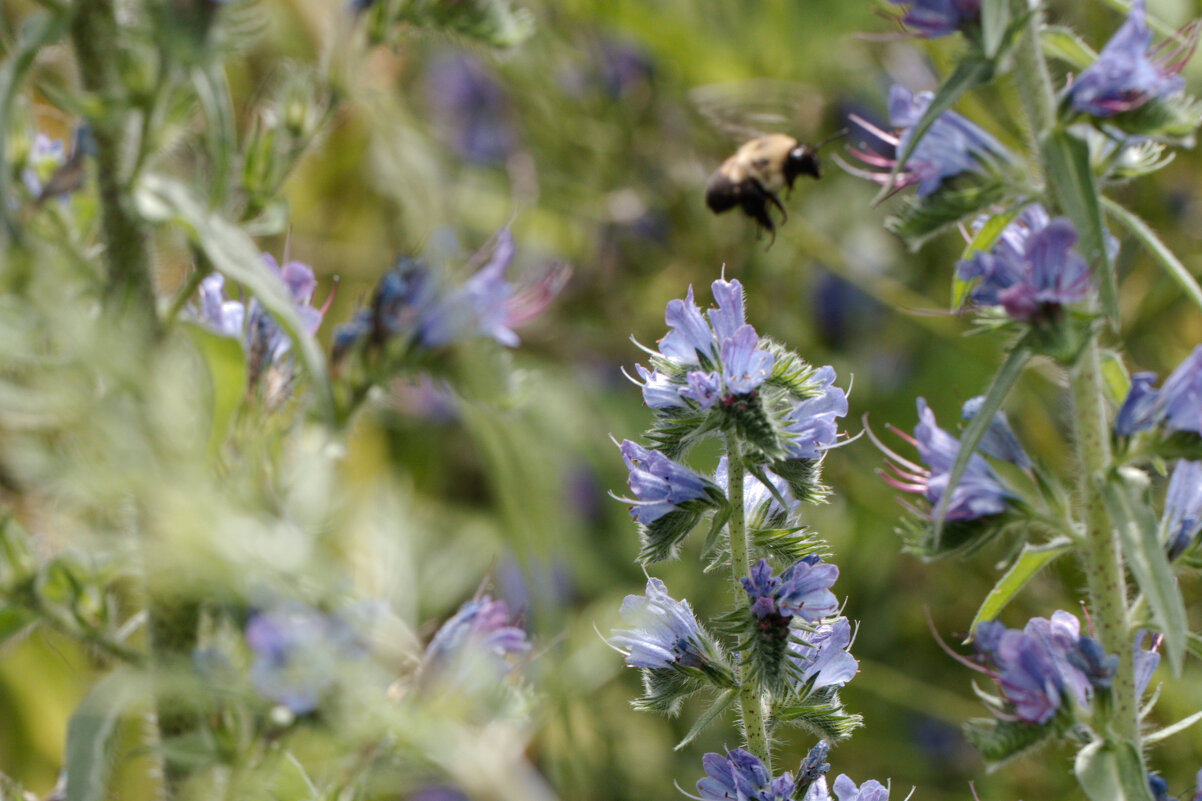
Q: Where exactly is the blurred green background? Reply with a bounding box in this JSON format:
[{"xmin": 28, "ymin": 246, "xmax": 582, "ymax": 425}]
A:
[{"xmin": 5, "ymin": 0, "xmax": 1202, "ymax": 798}]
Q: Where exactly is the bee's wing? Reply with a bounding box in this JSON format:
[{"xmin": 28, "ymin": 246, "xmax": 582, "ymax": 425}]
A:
[{"xmin": 689, "ymin": 80, "xmax": 825, "ymax": 142}]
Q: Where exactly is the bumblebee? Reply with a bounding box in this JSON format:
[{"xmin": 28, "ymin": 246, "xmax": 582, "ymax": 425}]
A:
[{"xmin": 704, "ymin": 133, "xmax": 821, "ymax": 244}]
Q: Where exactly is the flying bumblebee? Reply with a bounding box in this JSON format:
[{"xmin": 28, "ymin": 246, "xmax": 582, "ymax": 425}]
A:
[
  {"xmin": 704, "ymin": 134, "xmax": 821, "ymax": 244},
  {"xmin": 692, "ymin": 81, "xmax": 838, "ymax": 245}
]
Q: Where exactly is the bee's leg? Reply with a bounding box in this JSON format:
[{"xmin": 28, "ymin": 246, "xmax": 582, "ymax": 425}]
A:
[
  {"xmin": 740, "ymin": 195, "xmax": 777, "ymax": 243},
  {"xmin": 764, "ymin": 188, "xmax": 787, "ymax": 225}
]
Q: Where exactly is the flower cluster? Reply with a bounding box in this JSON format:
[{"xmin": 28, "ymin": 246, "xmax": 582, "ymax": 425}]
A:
[
  {"xmin": 1115, "ymin": 345, "xmax": 1202, "ymax": 437},
  {"xmin": 788, "ymin": 617, "xmax": 859, "ymax": 691},
  {"xmin": 1064, "ymin": 0, "xmax": 1193, "ymax": 119},
  {"xmin": 742, "ymin": 557, "xmax": 839, "ymax": 623},
  {"xmin": 423, "ymin": 595, "xmax": 531, "ymax": 680},
  {"xmin": 842, "ymin": 85, "xmax": 1013, "ymax": 197},
  {"xmin": 972, "ymin": 611, "xmax": 1117, "ymax": 724},
  {"xmin": 196, "ymin": 253, "xmax": 330, "ymax": 385},
  {"xmin": 956, "ymin": 204, "xmax": 1092, "ymax": 324},
  {"xmin": 877, "ymin": 398, "xmax": 1013, "ymax": 523},
  {"xmin": 331, "ymin": 229, "xmax": 566, "ymax": 365},
  {"xmin": 632, "ymin": 277, "xmax": 848, "ymax": 470}
]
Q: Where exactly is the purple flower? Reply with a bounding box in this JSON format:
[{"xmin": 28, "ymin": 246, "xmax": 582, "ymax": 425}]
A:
[
  {"xmin": 789, "ymin": 617, "xmax": 859, "ymax": 689},
  {"xmin": 424, "ymin": 596, "xmax": 530, "ymax": 675},
  {"xmin": 333, "ymin": 230, "xmax": 564, "ymax": 362},
  {"xmin": 707, "ymin": 277, "xmax": 747, "ymax": 343},
  {"xmin": 973, "ymin": 611, "xmax": 1113, "ymax": 724},
  {"xmin": 1133, "ymin": 631, "xmax": 1161, "ymax": 697},
  {"xmin": 956, "ymin": 206, "xmax": 1091, "ymax": 322},
  {"xmin": 1115, "ymin": 346, "xmax": 1202, "ymax": 436},
  {"xmin": 803, "ymin": 775, "xmax": 890, "ymax": 801},
  {"xmin": 635, "ymin": 363, "xmax": 685, "ymax": 409},
  {"xmin": 884, "ymin": 0, "xmax": 980, "ymax": 38},
  {"xmin": 878, "ymin": 399, "xmax": 1012, "ymax": 521},
  {"xmin": 20, "ymin": 133, "xmax": 66, "ymax": 197},
  {"xmin": 681, "ymin": 370, "xmax": 722, "ymax": 409},
  {"xmin": 610, "ymin": 577, "xmax": 712, "ymax": 669},
  {"xmin": 843, "ymin": 86, "xmax": 1011, "ymax": 196},
  {"xmin": 961, "ymin": 396, "xmax": 1032, "ymax": 468},
  {"xmin": 698, "ymin": 749, "xmax": 795, "ymax": 801},
  {"xmin": 782, "ymin": 366, "xmax": 848, "ymax": 459},
  {"xmin": 742, "ymin": 557, "xmax": 839, "ymax": 622},
  {"xmin": 797, "ymin": 740, "xmax": 831, "ymax": 787},
  {"xmin": 1064, "ymin": 0, "xmax": 1194, "ymax": 118},
  {"xmin": 1164, "ymin": 460, "xmax": 1202, "ymax": 559},
  {"xmin": 659, "ymin": 285, "xmax": 717, "ymax": 366},
  {"xmin": 619, "ymin": 440, "xmax": 716, "ymax": 525},
  {"xmin": 245, "ymin": 603, "xmax": 365, "ymax": 715},
  {"xmin": 722, "ymin": 325, "xmax": 774, "ymax": 395}
]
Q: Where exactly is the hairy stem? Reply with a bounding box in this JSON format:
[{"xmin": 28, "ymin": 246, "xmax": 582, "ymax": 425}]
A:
[
  {"xmin": 724, "ymin": 436, "xmax": 771, "ymax": 769},
  {"xmin": 1070, "ymin": 343, "xmax": 1136, "ymax": 742},
  {"xmin": 69, "ymin": 0, "xmax": 158, "ymax": 326}
]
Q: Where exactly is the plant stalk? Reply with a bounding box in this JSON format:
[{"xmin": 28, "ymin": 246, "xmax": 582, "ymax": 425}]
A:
[{"xmin": 724, "ymin": 435, "xmax": 772, "ymax": 769}]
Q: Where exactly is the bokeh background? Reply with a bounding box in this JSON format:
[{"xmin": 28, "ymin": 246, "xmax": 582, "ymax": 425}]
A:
[{"xmin": 4, "ymin": 0, "xmax": 1202, "ymax": 798}]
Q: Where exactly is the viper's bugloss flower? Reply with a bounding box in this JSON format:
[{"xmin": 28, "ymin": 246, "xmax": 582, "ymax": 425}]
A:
[
  {"xmin": 332, "ymin": 230, "xmax": 565, "ymax": 364},
  {"xmin": 424, "ymin": 595, "xmax": 530, "ymax": 676},
  {"xmin": 1133, "ymin": 631, "xmax": 1162, "ymax": 698},
  {"xmin": 961, "ymin": 396, "xmax": 1032, "ymax": 468},
  {"xmin": 1064, "ymin": 0, "xmax": 1195, "ymax": 118},
  {"xmin": 697, "ymin": 749, "xmax": 795, "ymax": 801},
  {"xmin": 783, "ymin": 365, "xmax": 849, "ymax": 459},
  {"xmin": 722, "ymin": 325, "xmax": 774, "ymax": 395},
  {"xmin": 956, "ymin": 206, "xmax": 1092, "ymax": 322},
  {"xmin": 973, "ymin": 611, "xmax": 1111, "ymax": 723},
  {"xmin": 802, "ymin": 774, "xmax": 890, "ymax": 801},
  {"xmin": 842, "ymin": 85, "xmax": 1011, "ymax": 196},
  {"xmin": 883, "ymin": 0, "xmax": 980, "ymax": 38},
  {"xmin": 789, "ymin": 616, "xmax": 859, "ymax": 689},
  {"xmin": 619, "ymin": 440, "xmax": 716, "ymax": 525},
  {"xmin": 1149, "ymin": 775, "xmax": 1172, "ymax": 801},
  {"xmin": 1115, "ymin": 346, "xmax": 1202, "ymax": 436},
  {"xmin": 20, "ymin": 133, "xmax": 65, "ymax": 197},
  {"xmin": 656, "ymin": 278, "xmax": 756, "ymax": 370},
  {"xmin": 610, "ymin": 577, "xmax": 712, "ymax": 669},
  {"xmin": 196, "ymin": 255, "xmax": 330, "ymax": 380},
  {"xmin": 742, "ymin": 557, "xmax": 839, "ymax": 622},
  {"xmin": 245, "ymin": 603, "xmax": 364, "ymax": 715},
  {"xmin": 877, "ymin": 399, "xmax": 1012, "ymax": 521},
  {"xmin": 1164, "ymin": 460, "xmax": 1202, "ymax": 559}
]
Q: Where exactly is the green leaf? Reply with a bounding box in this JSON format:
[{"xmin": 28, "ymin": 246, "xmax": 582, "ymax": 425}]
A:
[
  {"xmin": 1040, "ymin": 25, "xmax": 1097, "ymax": 69},
  {"xmin": 134, "ymin": 173, "xmax": 333, "ymax": 421},
  {"xmin": 674, "ymin": 688, "xmax": 736, "ymax": 751},
  {"xmin": 1074, "ymin": 739, "xmax": 1154, "ymax": 801},
  {"xmin": 980, "ymin": 0, "xmax": 1010, "ymax": 58},
  {"xmin": 885, "ymin": 182, "xmax": 1006, "ymax": 250},
  {"xmin": 182, "ymin": 322, "xmax": 246, "ymax": 455},
  {"xmin": 969, "ymin": 537, "xmax": 1073, "ymax": 633},
  {"xmin": 874, "ymin": 57, "xmax": 994, "ymax": 205},
  {"xmin": 1099, "ymin": 349, "xmax": 1131, "ymax": 409},
  {"xmin": 1102, "ymin": 196, "xmax": 1202, "ymax": 317},
  {"xmin": 1145, "ymin": 708, "xmax": 1202, "ymax": 744},
  {"xmin": 191, "ymin": 64, "xmax": 237, "ymax": 209},
  {"xmin": 1040, "ymin": 128, "xmax": 1116, "ymax": 324},
  {"xmin": 963, "ymin": 714, "xmax": 1066, "ymax": 765},
  {"xmin": 0, "ymin": 10, "xmax": 69, "ymax": 241},
  {"xmin": 0, "ymin": 607, "xmax": 36, "ymax": 650},
  {"xmin": 932, "ymin": 345, "xmax": 1030, "ymax": 549},
  {"xmin": 64, "ymin": 669, "xmax": 143, "ymax": 801},
  {"xmin": 1098, "ymin": 467, "xmax": 1186, "ymax": 676}
]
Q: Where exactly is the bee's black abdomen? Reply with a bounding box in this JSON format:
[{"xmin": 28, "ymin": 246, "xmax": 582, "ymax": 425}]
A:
[{"xmin": 705, "ymin": 172, "xmax": 740, "ymax": 213}]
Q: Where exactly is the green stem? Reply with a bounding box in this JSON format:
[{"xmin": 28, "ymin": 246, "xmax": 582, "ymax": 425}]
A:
[
  {"xmin": 724, "ymin": 436, "xmax": 771, "ymax": 769},
  {"xmin": 1069, "ymin": 343, "xmax": 1136, "ymax": 742},
  {"xmin": 69, "ymin": 0, "xmax": 158, "ymax": 327},
  {"xmin": 1008, "ymin": 0, "xmax": 1138, "ymax": 746}
]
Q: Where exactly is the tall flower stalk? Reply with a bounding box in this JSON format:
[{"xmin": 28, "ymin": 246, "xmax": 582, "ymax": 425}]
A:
[{"xmin": 613, "ymin": 279, "xmax": 878, "ymax": 793}]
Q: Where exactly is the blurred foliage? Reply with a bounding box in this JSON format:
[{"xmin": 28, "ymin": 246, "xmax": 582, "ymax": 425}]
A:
[{"xmin": 3, "ymin": 0, "xmax": 1202, "ymax": 800}]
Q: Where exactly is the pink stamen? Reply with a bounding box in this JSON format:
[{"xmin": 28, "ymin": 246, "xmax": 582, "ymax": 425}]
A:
[
  {"xmin": 319, "ymin": 276, "xmax": 339, "ymax": 316},
  {"xmin": 863, "ymin": 414, "xmax": 925, "ymax": 473},
  {"xmin": 848, "ymin": 113, "xmax": 900, "ymax": 146}
]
